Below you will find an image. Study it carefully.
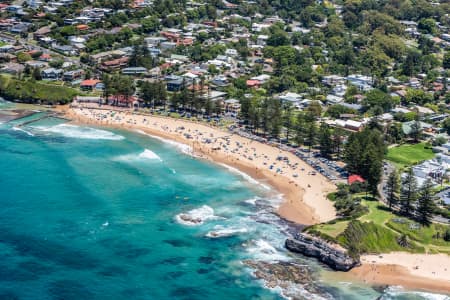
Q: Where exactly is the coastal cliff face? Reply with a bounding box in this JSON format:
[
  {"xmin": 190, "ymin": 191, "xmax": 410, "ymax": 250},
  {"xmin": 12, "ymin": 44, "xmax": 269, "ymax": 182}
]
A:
[{"xmin": 285, "ymin": 233, "xmax": 360, "ymax": 271}]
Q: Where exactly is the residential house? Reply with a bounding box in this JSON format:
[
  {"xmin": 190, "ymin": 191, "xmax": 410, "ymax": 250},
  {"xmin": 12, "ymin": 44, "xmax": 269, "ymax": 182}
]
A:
[
  {"xmin": 223, "ymin": 98, "xmax": 240, "ymax": 115},
  {"xmin": 90, "ymin": 50, "xmax": 126, "ymax": 64},
  {"xmin": 326, "ymin": 94, "xmax": 344, "ymax": 105},
  {"xmin": 166, "ymin": 78, "xmax": 185, "ymax": 92},
  {"xmin": 412, "ymin": 158, "xmax": 448, "ymax": 187},
  {"xmin": 0, "ymin": 62, "xmax": 24, "ymax": 75},
  {"xmin": 256, "ymin": 35, "xmax": 269, "ymax": 46},
  {"xmin": 38, "ymin": 53, "xmax": 51, "ymax": 61},
  {"xmin": 10, "ymin": 23, "xmax": 30, "ymax": 35},
  {"xmin": 402, "ymin": 121, "xmax": 433, "ymax": 135},
  {"xmin": 52, "ymin": 44, "xmax": 76, "ymax": 55},
  {"xmin": 41, "ymin": 68, "xmax": 63, "ymax": 80},
  {"xmin": 122, "ymin": 67, "xmax": 147, "ymax": 75},
  {"xmin": 25, "ymin": 60, "xmax": 47, "ymax": 68},
  {"xmin": 63, "ymin": 69, "xmax": 84, "ymax": 81},
  {"xmin": 80, "ymin": 79, "xmax": 102, "ymax": 91},
  {"xmin": 211, "ymin": 75, "xmax": 229, "ymax": 87},
  {"xmin": 100, "ymin": 57, "xmax": 129, "ymax": 71},
  {"xmin": 278, "ymin": 92, "xmax": 302, "ymax": 106},
  {"xmin": 33, "ymin": 26, "xmax": 51, "ymax": 40},
  {"xmin": 346, "ymin": 74, "xmax": 373, "ymax": 91}
]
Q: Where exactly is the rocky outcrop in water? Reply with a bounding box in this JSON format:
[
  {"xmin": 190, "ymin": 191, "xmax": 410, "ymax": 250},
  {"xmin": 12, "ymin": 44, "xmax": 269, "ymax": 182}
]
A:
[
  {"xmin": 285, "ymin": 233, "xmax": 359, "ymax": 271},
  {"xmin": 244, "ymin": 260, "xmax": 331, "ymax": 300}
]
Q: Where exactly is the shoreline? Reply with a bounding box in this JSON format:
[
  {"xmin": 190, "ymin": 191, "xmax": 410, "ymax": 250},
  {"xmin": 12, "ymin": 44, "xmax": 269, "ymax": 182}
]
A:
[
  {"xmin": 355, "ymin": 253, "xmax": 450, "ymax": 292},
  {"xmin": 60, "ymin": 104, "xmax": 337, "ymax": 225},
  {"xmin": 336, "ymin": 252, "xmax": 450, "ymax": 294},
  {"xmin": 56, "ymin": 105, "xmax": 450, "ymax": 294}
]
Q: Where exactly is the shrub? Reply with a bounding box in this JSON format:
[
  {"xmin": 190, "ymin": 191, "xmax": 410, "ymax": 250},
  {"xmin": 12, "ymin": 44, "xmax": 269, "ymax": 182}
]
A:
[{"xmin": 444, "ymin": 229, "xmax": 450, "ymax": 242}]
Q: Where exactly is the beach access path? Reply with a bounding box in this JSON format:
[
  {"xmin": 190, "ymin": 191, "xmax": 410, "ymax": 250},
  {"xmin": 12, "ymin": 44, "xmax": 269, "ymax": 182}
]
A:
[{"xmin": 62, "ymin": 105, "xmax": 337, "ymax": 225}]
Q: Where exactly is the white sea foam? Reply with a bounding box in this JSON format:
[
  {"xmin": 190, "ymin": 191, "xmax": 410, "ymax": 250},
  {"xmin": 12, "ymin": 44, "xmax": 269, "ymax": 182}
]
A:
[
  {"xmin": 244, "ymin": 197, "xmax": 259, "ymax": 205},
  {"xmin": 246, "ymin": 239, "xmax": 288, "ymax": 261},
  {"xmin": 12, "ymin": 126, "xmax": 35, "ymax": 136},
  {"xmin": 35, "ymin": 124, "xmax": 124, "ymax": 140},
  {"xmin": 175, "ymin": 205, "xmax": 222, "ymax": 226},
  {"xmin": 134, "ymin": 129, "xmax": 193, "ymax": 155},
  {"xmin": 382, "ymin": 286, "xmax": 450, "ymax": 300},
  {"xmin": 267, "ymin": 283, "xmax": 331, "ymax": 300},
  {"xmin": 243, "ymin": 194, "xmax": 284, "ymax": 211},
  {"xmin": 114, "ymin": 149, "xmax": 162, "ymax": 162},
  {"xmin": 138, "ymin": 149, "xmax": 162, "ymax": 160},
  {"xmin": 205, "ymin": 225, "xmax": 248, "ymax": 238}
]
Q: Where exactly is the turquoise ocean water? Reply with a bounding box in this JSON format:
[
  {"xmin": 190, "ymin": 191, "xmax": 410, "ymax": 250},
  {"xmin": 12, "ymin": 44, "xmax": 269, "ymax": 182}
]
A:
[{"xmin": 0, "ymin": 102, "xmax": 448, "ymax": 300}]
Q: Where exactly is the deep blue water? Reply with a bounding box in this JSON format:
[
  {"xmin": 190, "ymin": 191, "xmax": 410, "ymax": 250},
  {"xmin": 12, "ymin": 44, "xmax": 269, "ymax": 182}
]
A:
[{"xmin": 0, "ymin": 104, "xmax": 448, "ymax": 300}]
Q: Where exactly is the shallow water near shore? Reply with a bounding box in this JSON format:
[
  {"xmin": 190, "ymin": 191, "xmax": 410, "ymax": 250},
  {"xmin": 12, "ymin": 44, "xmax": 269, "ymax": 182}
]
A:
[{"xmin": 0, "ymin": 105, "xmax": 448, "ymax": 299}]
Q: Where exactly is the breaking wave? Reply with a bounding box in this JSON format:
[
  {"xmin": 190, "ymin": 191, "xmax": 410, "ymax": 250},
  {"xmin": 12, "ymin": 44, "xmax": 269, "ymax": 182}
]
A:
[
  {"xmin": 175, "ymin": 205, "xmax": 222, "ymax": 226},
  {"xmin": 114, "ymin": 149, "xmax": 162, "ymax": 162},
  {"xmin": 12, "ymin": 126, "xmax": 35, "ymax": 136},
  {"xmin": 34, "ymin": 124, "xmax": 124, "ymax": 140},
  {"xmin": 381, "ymin": 286, "xmax": 450, "ymax": 300},
  {"xmin": 134, "ymin": 129, "xmax": 193, "ymax": 155},
  {"xmin": 205, "ymin": 225, "xmax": 248, "ymax": 238}
]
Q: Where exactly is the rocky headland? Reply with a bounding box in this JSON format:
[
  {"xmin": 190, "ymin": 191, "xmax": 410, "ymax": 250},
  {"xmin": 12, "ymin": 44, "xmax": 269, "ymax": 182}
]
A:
[{"xmin": 285, "ymin": 233, "xmax": 359, "ymax": 271}]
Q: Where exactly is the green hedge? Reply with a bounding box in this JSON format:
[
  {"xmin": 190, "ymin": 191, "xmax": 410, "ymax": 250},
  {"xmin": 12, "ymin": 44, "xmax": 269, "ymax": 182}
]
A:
[{"xmin": 0, "ymin": 76, "xmax": 78, "ymax": 104}]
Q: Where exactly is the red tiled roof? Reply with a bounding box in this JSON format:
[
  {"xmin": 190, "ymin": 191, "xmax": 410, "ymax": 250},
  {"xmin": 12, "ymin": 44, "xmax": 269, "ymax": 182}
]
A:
[
  {"xmin": 76, "ymin": 24, "xmax": 89, "ymax": 30},
  {"xmin": 108, "ymin": 95, "xmax": 138, "ymax": 103},
  {"xmin": 160, "ymin": 62, "xmax": 172, "ymax": 70},
  {"xmin": 80, "ymin": 79, "xmax": 101, "ymax": 86},
  {"xmin": 246, "ymin": 80, "xmax": 260, "ymax": 87},
  {"xmin": 348, "ymin": 174, "xmax": 365, "ymax": 185}
]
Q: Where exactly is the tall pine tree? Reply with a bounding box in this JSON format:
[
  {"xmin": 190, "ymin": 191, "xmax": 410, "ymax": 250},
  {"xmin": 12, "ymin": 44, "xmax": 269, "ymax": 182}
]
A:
[
  {"xmin": 416, "ymin": 178, "xmax": 436, "ymax": 226},
  {"xmin": 319, "ymin": 122, "xmax": 333, "ymax": 158},
  {"xmin": 386, "ymin": 169, "xmax": 400, "ymax": 209},
  {"xmin": 400, "ymin": 168, "xmax": 418, "ymax": 216}
]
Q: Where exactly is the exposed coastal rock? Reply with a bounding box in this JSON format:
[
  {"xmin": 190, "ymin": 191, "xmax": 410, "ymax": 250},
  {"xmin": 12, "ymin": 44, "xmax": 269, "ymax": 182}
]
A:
[
  {"xmin": 285, "ymin": 233, "xmax": 359, "ymax": 271},
  {"xmin": 244, "ymin": 260, "xmax": 331, "ymax": 299}
]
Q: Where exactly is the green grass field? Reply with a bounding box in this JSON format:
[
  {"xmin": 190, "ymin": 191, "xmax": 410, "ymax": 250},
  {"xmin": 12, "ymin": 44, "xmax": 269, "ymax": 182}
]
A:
[
  {"xmin": 387, "ymin": 220, "xmax": 450, "ymax": 252},
  {"xmin": 385, "ymin": 142, "xmax": 435, "ymax": 168},
  {"xmin": 307, "ymin": 196, "xmax": 449, "ymax": 255},
  {"xmin": 313, "ymin": 221, "xmax": 349, "ymax": 238},
  {"xmin": 358, "ymin": 199, "xmax": 393, "ymax": 226}
]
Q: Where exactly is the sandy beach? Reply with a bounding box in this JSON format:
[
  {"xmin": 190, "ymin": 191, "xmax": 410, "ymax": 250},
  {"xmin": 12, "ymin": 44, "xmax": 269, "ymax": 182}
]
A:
[
  {"xmin": 343, "ymin": 253, "xmax": 450, "ymax": 293},
  {"xmin": 61, "ymin": 105, "xmax": 337, "ymax": 225},
  {"xmin": 59, "ymin": 105, "xmax": 450, "ymax": 293}
]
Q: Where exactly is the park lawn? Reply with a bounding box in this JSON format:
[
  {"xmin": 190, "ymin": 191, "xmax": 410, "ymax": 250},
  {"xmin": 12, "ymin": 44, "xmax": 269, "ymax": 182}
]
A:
[
  {"xmin": 358, "ymin": 199, "xmax": 394, "ymax": 226},
  {"xmin": 308, "ymin": 193, "xmax": 450, "ymax": 255},
  {"xmin": 310, "ymin": 197, "xmax": 392, "ymax": 238},
  {"xmin": 385, "ymin": 142, "xmax": 435, "ymax": 168},
  {"xmin": 387, "ymin": 219, "xmax": 450, "ymax": 249},
  {"xmin": 313, "ymin": 221, "xmax": 349, "ymax": 238}
]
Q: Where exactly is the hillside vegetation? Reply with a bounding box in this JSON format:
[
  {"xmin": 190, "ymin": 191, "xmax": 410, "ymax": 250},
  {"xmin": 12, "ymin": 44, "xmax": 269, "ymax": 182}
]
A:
[{"xmin": 0, "ymin": 75, "xmax": 78, "ymax": 104}]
